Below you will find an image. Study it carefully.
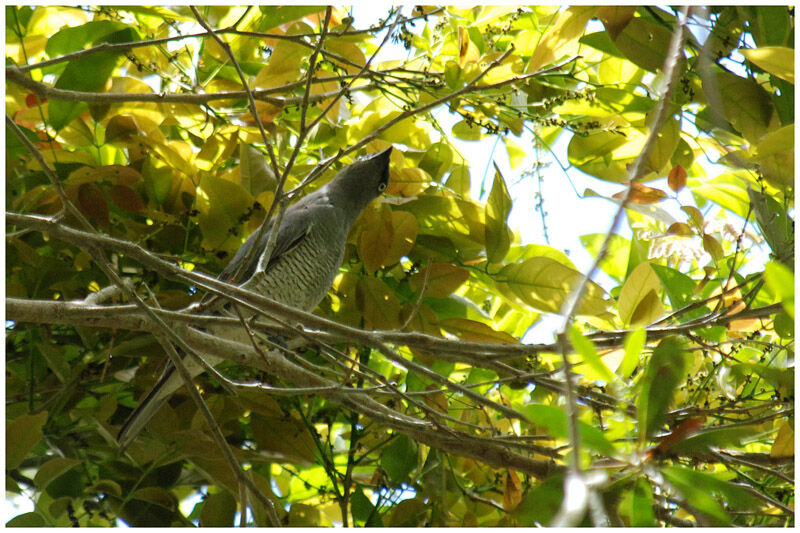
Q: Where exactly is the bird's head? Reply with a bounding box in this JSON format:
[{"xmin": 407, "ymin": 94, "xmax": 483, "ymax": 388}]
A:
[{"xmin": 327, "ymin": 147, "xmax": 392, "ymax": 214}]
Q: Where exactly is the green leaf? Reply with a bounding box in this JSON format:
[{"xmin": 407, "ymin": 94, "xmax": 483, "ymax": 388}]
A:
[
  {"xmin": 569, "ymin": 325, "xmax": 615, "ymax": 383},
  {"xmin": 579, "ymin": 31, "xmax": 623, "ymax": 57},
  {"xmin": 199, "ymin": 490, "xmax": 237, "ymax": 527},
  {"xmin": 485, "ymin": 163, "xmax": 512, "ymax": 263},
  {"xmin": 715, "ymin": 71, "xmax": 774, "ymax": 143},
  {"xmin": 638, "ymin": 336, "xmax": 686, "ymax": 443},
  {"xmin": 356, "ymin": 277, "xmax": 402, "ymax": 330},
  {"xmin": 521, "ymin": 405, "xmax": 615, "ymax": 455},
  {"xmin": 617, "ymin": 262, "xmax": 664, "ymax": 327},
  {"xmin": 496, "ymin": 257, "xmax": 610, "ymax": 316},
  {"xmin": 580, "ymin": 233, "xmax": 630, "ymax": 282},
  {"xmin": 504, "ymin": 244, "xmax": 577, "ymax": 269},
  {"xmin": 351, "ymin": 488, "xmax": 382, "ymax": 526},
  {"xmin": 661, "ymin": 465, "xmax": 761, "ymax": 525},
  {"xmin": 6, "ymin": 512, "xmax": 48, "ymax": 527},
  {"xmin": 196, "ymin": 172, "xmax": 255, "ymax": 251},
  {"xmin": 668, "ymin": 427, "xmax": 756, "ymax": 455},
  {"xmin": 646, "ymin": 116, "xmax": 681, "ymax": 174},
  {"xmin": 512, "ymin": 474, "xmax": 564, "ymax": 525},
  {"xmin": 380, "ymin": 434, "xmax": 417, "ymax": 486},
  {"xmin": 612, "ymin": 16, "xmax": 674, "ymax": 72},
  {"xmin": 45, "ymin": 20, "xmax": 128, "ymax": 58},
  {"xmin": 419, "ymin": 142, "xmax": 453, "ymax": 181},
  {"xmin": 625, "ymin": 223, "xmax": 650, "ymax": 278},
  {"xmin": 131, "ymin": 486, "xmax": 177, "ymax": 510},
  {"xmin": 49, "ymin": 27, "xmax": 141, "ymax": 130},
  {"xmin": 619, "ymin": 327, "xmax": 646, "ymax": 378},
  {"xmin": 764, "ymin": 261, "xmax": 794, "ymax": 318},
  {"xmin": 387, "ymin": 497, "xmax": 428, "ymax": 527},
  {"xmin": 691, "ymin": 172, "xmax": 753, "ymax": 218},
  {"xmin": 749, "ymin": 188, "xmax": 794, "ymax": 265},
  {"xmin": 452, "ymin": 119, "xmax": 484, "ymax": 141},
  {"xmin": 6, "ymin": 411, "xmax": 48, "ymax": 470},
  {"xmin": 33, "ymin": 457, "xmax": 82, "ymax": 492},
  {"xmin": 649, "ymin": 263, "xmax": 695, "ymax": 310},
  {"xmin": 567, "ymin": 129, "xmax": 636, "ymax": 182},
  {"xmin": 773, "ymin": 309, "xmax": 794, "ymax": 339},
  {"xmin": 239, "ymin": 143, "xmax": 276, "ymax": 197},
  {"xmin": 258, "ymin": 6, "xmax": 326, "ymax": 30},
  {"xmin": 739, "ymin": 46, "xmax": 794, "ymax": 84},
  {"xmin": 621, "ymin": 478, "xmax": 657, "ymax": 526},
  {"xmin": 755, "ymin": 125, "xmax": 794, "ymax": 187}
]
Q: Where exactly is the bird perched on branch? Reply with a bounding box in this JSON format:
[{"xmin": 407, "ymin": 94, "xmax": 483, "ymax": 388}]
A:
[{"xmin": 118, "ymin": 147, "xmax": 393, "ymax": 450}]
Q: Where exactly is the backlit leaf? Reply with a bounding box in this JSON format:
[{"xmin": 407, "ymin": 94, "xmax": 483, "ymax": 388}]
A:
[
  {"xmin": 485, "ymin": 163, "xmax": 512, "ymax": 263},
  {"xmin": 528, "ymin": 6, "xmax": 597, "ymax": 72},
  {"xmin": 619, "ymin": 327, "xmax": 646, "ymax": 378},
  {"xmin": 764, "ymin": 261, "xmax": 794, "ymax": 319},
  {"xmin": 497, "ymin": 256, "xmax": 610, "ymax": 316},
  {"xmin": 409, "ymin": 262, "xmax": 469, "ymax": 298},
  {"xmin": 612, "ymin": 16, "xmax": 673, "ymax": 72},
  {"xmin": 569, "ymin": 325, "xmax": 615, "ymax": 383},
  {"xmin": 638, "ymin": 336, "xmax": 686, "ymax": 443},
  {"xmin": 739, "ymin": 46, "xmax": 794, "ymax": 84},
  {"xmin": 770, "ymin": 422, "xmax": 794, "ymax": 457},
  {"xmin": 618, "ymin": 262, "xmax": 664, "ymax": 327}
]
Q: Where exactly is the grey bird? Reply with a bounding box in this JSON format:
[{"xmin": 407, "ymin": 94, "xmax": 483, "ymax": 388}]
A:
[{"xmin": 117, "ymin": 147, "xmax": 392, "ymax": 450}]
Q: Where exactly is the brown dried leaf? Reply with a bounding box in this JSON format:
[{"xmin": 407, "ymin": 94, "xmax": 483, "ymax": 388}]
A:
[
  {"xmin": 667, "ymin": 164, "xmax": 687, "ymax": 192},
  {"xmin": 78, "ymin": 183, "xmax": 109, "ymax": 227},
  {"xmin": 109, "ymin": 185, "xmax": 145, "ymax": 213},
  {"xmin": 614, "ymin": 181, "xmax": 668, "ymax": 204}
]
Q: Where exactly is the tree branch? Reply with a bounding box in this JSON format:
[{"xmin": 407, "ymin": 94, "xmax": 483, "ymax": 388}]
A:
[{"xmin": 550, "ymin": 5, "xmax": 691, "ymax": 527}]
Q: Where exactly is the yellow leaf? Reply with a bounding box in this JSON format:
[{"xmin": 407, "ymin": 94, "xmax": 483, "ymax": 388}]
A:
[
  {"xmin": 358, "ymin": 203, "xmax": 394, "ymax": 274},
  {"xmin": 528, "ymin": 6, "xmax": 597, "ymax": 72},
  {"xmin": 618, "ymin": 262, "xmax": 664, "ymax": 327},
  {"xmin": 740, "ymin": 46, "xmax": 794, "ymax": 84},
  {"xmin": 771, "ymin": 422, "xmax": 794, "ymax": 457},
  {"xmin": 384, "ymin": 211, "xmax": 419, "ymax": 267},
  {"xmin": 409, "ymin": 263, "xmax": 469, "ymax": 298},
  {"xmin": 597, "ymin": 6, "xmax": 637, "ymax": 39},
  {"xmin": 504, "ymin": 470, "xmax": 523, "ymax": 511},
  {"xmin": 310, "ymin": 66, "xmax": 342, "ymax": 121},
  {"xmin": 253, "ymin": 39, "xmax": 306, "ymax": 88},
  {"xmin": 196, "ymin": 173, "xmax": 255, "ymax": 251},
  {"xmin": 755, "ymin": 125, "xmax": 794, "ymax": 187},
  {"xmin": 387, "ymin": 167, "xmax": 430, "ymax": 197},
  {"xmin": 356, "ymin": 277, "xmax": 401, "ymax": 330},
  {"xmin": 325, "ymin": 38, "xmax": 366, "ymax": 73},
  {"xmin": 439, "ymin": 318, "xmax": 518, "ymax": 344}
]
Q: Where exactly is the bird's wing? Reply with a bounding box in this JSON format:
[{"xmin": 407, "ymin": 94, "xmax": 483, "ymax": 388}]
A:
[
  {"xmin": 257, "ymin": 203, "xmax": 314, "ymax": 275},
  {"xmin": 214, "ymin": 201, "xmax": 317, "ymax": 289}
]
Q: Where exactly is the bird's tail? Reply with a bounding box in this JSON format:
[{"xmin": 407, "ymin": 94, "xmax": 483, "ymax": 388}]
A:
[{"xmin": 117, "ymin": 363, "xmax": 181, "ymax": 452}]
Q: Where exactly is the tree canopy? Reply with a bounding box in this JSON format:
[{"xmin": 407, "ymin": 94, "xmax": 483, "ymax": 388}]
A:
[{"xmin": 5, "ymin": 5, "xmax": 794, "ymax": 527}]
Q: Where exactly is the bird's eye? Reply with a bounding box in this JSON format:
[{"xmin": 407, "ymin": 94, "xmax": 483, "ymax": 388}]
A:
[{"xmin": 377, "ymin": 182, "xmax": 387, "ymax": 192}]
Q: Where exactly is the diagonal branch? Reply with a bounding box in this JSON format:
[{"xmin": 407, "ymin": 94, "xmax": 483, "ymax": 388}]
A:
[{"xmin": 550, "ymin": 5, "xmax": 692, "ymax": 527}]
